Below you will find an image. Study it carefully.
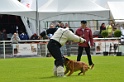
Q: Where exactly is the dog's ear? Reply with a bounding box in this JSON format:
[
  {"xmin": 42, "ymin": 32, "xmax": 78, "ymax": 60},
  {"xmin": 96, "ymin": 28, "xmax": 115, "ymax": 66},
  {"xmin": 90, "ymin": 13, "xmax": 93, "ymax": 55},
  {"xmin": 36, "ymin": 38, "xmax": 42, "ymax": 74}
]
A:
[
  {"xmin": 63, "ymin": 57, "xmax": 69, "ymax": 61},
  {"xmin": 65, "ymin": 57, "xmax": 69, "ymax": 61},
  {"xmin": 62, "ymin": 56, "xmax": 65, "ymax": 59},
  {"xmin": 83, "ymin": 65, "xmax": 90, "ymax": 71},
  {"xmin": 62, "ymin": 56, "xmax": 68, "ymax": 60},
  {"xmin": 64, "ymin": 57, "xmax": 70, "ymax": 66}
]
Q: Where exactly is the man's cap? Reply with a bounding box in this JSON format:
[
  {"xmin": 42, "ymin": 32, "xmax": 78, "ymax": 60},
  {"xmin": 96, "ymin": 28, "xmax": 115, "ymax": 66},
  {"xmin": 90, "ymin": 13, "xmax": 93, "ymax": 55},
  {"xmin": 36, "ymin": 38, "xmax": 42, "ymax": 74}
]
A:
[{"xmin": 81, "ymin": 20, "xmax": 87, "ymax": 24}]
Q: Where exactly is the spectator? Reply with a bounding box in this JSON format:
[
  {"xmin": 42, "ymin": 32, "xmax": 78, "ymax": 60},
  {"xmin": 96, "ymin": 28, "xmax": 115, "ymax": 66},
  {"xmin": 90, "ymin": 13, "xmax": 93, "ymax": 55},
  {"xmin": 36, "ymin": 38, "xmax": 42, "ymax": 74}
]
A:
[
  {"xmin": 47, "ymin": 23, "xmax": 55, "ymax": 39},
  {"xmin": 11, "ymin": 33, "xmax": 20, "ymax": 44},
  {"xmin": 75, "ymin": 20, "xmax": 94, "ymax": 69},
  {"xmin": 19, "ymin": 32, "xmax": 29, "ymax": 40},
  {"xmin": 60, "ymin": 22, "xmax": 65, "ymax": 28},
  {"xmin": 106, "ymin": 23, "xmax": 113, "ymax": 37},
  {"xmin": 2, "ymin": 29, "xmax": 7, "ymax": 40},
  {"xmin": 55, "ymin": 22, "xmax": 61, "ymax": 28},
  {"xmin": 100, "ymin": 23, "xmax": 106, "ymax": 38},
  {"xmin": 64, "ymin": 23, "xmax": 74, "ymax": 32},
  {"xmin": 49, "ymin": 23, "xmax": 55, "ymax": 28},
  {"xmin": 30, "ymin": 33, "xmax": 39, "ymax": 40}
]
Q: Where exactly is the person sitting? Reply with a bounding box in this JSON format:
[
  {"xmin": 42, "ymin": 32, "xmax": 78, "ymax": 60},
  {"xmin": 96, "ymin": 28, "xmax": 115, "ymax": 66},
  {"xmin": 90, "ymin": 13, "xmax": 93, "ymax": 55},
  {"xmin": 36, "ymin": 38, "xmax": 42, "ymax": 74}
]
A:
[
  {"xmin": 106, "ymin": 23, "xmax": 113, "ymax": 37},
  {"xmin": 1, "ymin": 29, "xmax": 7, "ymax": 40},
  {"xmin": 99, "ymin": 23, "xmax": 106, "ymax": 38},
  {"xmin": 30, "ymin": 33, "xmax": 39, "ymax": 40},
  {"xmin": 19, "ymin": 32, "xmax": 29, "ymax": 40},
  {"xmin": 11, "ymin": 33, "xmax": 20, "ymax": 44}
]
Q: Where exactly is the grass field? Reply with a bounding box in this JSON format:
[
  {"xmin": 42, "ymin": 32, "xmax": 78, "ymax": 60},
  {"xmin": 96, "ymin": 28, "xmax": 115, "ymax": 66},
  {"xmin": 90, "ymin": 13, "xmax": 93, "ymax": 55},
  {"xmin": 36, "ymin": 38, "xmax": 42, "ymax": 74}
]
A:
[{"xmin": 0, "ymin": 55, "xmax": 124, "ymax": 82}]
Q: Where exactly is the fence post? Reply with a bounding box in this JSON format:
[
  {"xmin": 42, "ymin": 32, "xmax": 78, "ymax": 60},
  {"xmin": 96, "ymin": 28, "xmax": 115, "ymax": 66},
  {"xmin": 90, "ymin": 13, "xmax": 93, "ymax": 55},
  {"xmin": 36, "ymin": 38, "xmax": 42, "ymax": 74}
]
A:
[
  {"xmin": 3, "ymin": 41, "xmax": 5, "ymax": 59},
  {"xmin": 45, "ymin": 43, "xmax": 47, "ymax": 57}
]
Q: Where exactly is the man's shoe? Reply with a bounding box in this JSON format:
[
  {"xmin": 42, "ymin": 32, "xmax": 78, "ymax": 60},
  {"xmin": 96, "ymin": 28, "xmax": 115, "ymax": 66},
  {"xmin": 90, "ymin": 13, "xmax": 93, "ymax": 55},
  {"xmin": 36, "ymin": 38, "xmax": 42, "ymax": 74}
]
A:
[
  {"xmin": 90, "ymin": 64, "xmax": 94, "ymax": 69},
  {"xmin": 53, "ymin": 65, "xmax": 57, "ymax": 76},
  {"xmin": 56, "ymin": 66, "xmax": 64, "ymax": 77}
]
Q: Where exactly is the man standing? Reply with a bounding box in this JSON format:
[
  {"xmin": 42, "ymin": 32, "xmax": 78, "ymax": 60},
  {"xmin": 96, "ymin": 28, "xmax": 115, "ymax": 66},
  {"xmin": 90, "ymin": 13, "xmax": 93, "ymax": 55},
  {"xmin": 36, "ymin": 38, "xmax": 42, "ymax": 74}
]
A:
[
  {"xmin": 40, "ymin": 27, "xmax": 86, "ymax": 77},
  {"xmin": 75, "ymin": 20, "xmax": 94, "ymax": 69}
]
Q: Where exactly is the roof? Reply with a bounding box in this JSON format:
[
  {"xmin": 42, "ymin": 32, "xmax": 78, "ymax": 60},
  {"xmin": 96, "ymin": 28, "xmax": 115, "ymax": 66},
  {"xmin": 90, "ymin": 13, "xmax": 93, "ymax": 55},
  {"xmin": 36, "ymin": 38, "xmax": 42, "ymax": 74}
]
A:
[
  {"xmin": 38, "ymin": 0, "xmax": 109, "ymax": 12},
  {"xmin": 0, "ymin": 0, "xmax": 35, "ymax": 19},
  {"xmin": 108, "ymin": 1, "xmax": 124, "ymax": 22}
]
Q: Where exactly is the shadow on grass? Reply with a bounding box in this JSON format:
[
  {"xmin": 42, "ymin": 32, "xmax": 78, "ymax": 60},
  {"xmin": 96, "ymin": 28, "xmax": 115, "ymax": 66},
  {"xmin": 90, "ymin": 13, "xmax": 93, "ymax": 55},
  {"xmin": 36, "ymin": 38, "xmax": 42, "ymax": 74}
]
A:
[
  {"xmin": 39, "ymin": 76, "xmax": 57, "ymax": 79},
  {"xmin": 39, "ymin": 76, "xmax": 67, "ymax": 79},
  {"xmin": 39, "ymin": 74, "xmax": 84, "ymax": 79}
]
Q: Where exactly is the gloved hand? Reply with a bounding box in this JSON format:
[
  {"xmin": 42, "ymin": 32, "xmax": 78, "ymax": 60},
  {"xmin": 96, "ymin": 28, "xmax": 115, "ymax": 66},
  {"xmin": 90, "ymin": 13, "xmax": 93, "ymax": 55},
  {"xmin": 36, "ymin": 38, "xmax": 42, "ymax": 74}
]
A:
[{"xmin": 84, "ymin": 39, "xmax": 86, "ymax": 43}]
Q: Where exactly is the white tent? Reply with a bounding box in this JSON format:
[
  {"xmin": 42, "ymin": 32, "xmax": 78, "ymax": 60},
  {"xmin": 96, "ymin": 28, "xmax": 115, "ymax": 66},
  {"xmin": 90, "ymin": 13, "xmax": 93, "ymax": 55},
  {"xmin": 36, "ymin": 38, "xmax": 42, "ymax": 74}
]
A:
[
  {"xmin": 31, "ymin": 0, "xmax": 49, "ymax": 11},
  {"xmin": 0, "ymin": 0, "xmax": 36, "ymax": 38},
  {"xmin": 20, "ymin": 0, "xmax": 50, "ymax": 35},
  {"xmin": 38, "ymin": 0, "xmax": 109, "ymax": 20},
  {"xmin": 92, "ymin": 0, "xmax": 124, "ymax": 9},
  {"xmin": 0, "ymin": 0, "xmax": 35, "ymax": 19},
  {"xmin": 108, "ymin": 1, "xmax": 124, "ymax": 22},
  {"xmin": 38, "ymin": 0, "xmax": 109, "ymax": 31}
]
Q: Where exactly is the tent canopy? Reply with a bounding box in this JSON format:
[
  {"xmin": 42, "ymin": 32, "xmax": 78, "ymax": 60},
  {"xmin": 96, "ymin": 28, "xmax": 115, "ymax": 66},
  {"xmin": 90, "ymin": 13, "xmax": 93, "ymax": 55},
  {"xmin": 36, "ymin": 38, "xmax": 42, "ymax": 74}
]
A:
[
  {"xmin": 108, "ymin": 1, "xmax": 124, "ymax": 22},
  {"xmin": 39, "ymin": 0, "xmax": 108, "ymax": 12},
  {"xmin": 92, "ymin": 0, "xmax": 124, "ymax": 9},
  {"xmin": 38, "ymin": 0, "xmax": 110, "ymax": 32},
  {"xmin": 38, "ymin": 0, "xmax": 109, "ymax": 21},
  {"xmin": 0, "ymin": 0, "xmax": 35, "ymax": 19}
]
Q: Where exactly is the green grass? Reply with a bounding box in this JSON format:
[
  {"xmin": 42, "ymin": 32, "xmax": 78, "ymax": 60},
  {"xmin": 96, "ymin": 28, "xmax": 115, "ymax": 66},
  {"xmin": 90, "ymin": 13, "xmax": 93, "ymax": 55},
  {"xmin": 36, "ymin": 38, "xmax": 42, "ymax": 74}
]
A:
[{"xmin": 0, "ymin": 56, "xmax": 124, "ymax": 82}]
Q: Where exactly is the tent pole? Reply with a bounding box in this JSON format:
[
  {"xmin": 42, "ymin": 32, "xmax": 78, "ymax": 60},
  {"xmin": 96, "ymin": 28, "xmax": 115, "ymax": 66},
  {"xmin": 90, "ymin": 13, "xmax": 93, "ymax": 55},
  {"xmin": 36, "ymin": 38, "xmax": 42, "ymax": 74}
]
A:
[{"xmin": 36, "ymin": 0, "xmax": 39, "ymax": 35}]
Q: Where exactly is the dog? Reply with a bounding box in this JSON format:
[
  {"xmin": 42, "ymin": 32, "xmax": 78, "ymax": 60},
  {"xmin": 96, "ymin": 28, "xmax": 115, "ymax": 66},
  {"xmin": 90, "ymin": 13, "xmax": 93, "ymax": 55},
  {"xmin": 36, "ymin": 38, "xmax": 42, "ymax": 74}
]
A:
[{"xmin": 64, "ymin": 57, "xmax": 90, "ymax": 76}]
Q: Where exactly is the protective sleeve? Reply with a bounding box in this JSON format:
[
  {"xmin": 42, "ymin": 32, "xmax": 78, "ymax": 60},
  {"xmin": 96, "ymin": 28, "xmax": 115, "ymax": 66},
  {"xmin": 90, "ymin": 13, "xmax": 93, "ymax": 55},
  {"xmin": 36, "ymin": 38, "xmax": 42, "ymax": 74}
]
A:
[{"xmin": 67, "ymin": 30, "xmax": 86, "ymax": 43}]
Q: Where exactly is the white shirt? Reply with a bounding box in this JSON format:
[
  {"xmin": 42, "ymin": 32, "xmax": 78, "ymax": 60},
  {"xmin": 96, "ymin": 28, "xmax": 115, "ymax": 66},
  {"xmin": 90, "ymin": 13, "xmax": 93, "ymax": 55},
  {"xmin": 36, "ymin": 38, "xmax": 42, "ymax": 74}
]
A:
[{"xmin": 51, "ymin": 28, "xmax": 85, "ymax": 46}]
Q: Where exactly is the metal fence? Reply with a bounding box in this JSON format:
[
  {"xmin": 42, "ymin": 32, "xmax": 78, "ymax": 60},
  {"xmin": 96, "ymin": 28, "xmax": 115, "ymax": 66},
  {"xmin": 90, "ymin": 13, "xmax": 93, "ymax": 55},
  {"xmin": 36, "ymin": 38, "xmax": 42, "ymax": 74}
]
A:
[
  {"xmin": 0, "ymin": 39, "xmax": 96, "ymax": 59},
  {"xmin": 0, "ymin": 40, "xmax": 49, "ymax": 59},
  {"xmin": 0, "ymin": 38, "xmax": 123, "ymax": 59}
]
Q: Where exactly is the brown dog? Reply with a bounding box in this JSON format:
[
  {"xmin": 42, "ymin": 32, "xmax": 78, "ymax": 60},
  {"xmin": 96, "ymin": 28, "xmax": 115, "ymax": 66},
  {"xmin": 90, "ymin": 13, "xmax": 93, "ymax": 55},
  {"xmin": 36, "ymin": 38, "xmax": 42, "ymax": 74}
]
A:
[{"xmin": 64, "ymin": 57, "xmax": 90, "ymax": 76}]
